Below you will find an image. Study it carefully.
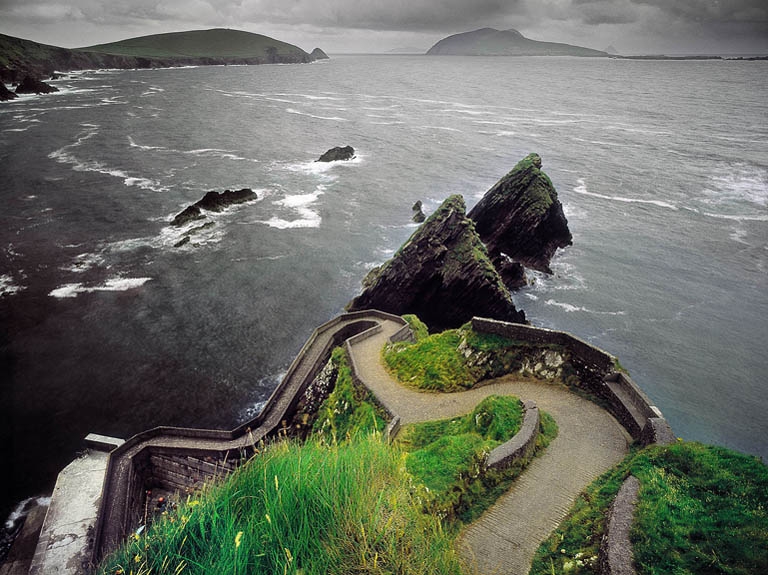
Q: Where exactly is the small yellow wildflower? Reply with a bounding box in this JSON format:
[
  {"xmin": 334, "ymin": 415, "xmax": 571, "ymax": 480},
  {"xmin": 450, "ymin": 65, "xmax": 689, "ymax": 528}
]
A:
[
  {"xmin": 234, "ymin": 531, "xmax": 244, "ymax": 549},
  {"xmin": 188, "ymin": 500, "xmax": 200, "ymax": 507},
  {"xmin": 134, "ymin": 553, "xmax": 142, "ymax": 564},
  {"xmin": 265, "ymin": 513, "xmax": 271, "ymax": 524}
]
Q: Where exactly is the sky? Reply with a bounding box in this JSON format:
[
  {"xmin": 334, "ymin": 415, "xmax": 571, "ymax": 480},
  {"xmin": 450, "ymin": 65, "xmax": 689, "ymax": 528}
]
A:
[{"xmin": 0, "ymin": 0, "xmax": 766, "ymax": 55}]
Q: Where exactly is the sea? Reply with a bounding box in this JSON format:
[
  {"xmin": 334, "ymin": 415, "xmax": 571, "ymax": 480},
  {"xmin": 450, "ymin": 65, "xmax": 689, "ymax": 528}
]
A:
[{"xmin": 1, "ymin": 55, "xmax": 766, "ymax": 542}]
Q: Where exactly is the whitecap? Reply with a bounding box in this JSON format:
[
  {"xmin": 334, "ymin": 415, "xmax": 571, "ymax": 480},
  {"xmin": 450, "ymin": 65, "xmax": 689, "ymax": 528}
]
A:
[
  {"xmin": 4, "ymin": 496, "xmax": 51, "ymax": 530},
  {"xmin": 259, "ymin": 186, "xmax": 325, "ymax": 229},
  {"xmin": 127, "ymin": 136, "xmax": 165, "ymax": 151},
  {"xmin": 61, "ymin": 252, "xmax": 105, "ymax": 273},
  {"xmin": 544, "ymin": 299, "xmax": 626, "ymax": 315},
  {"xmin": 0, "ymin": 274, "xmax": 25, "ymax": 297},
  {"xmin": 275, "ymin": 93, "xmax": 344, "ymax": 101},
  {"xmin": 49, "ymin": 277, "xmax": 152, "ymax": 298},
  {"xmin": 417, "ymin": 125, "xmax": 462, "ymax": 132},
  {"xmin": 572, "ymin": 178, "xmax": 677, "ymax": 210},
  {"xmin": 285, "ymin": 108, "xmax": 348, "ymax": 122}
]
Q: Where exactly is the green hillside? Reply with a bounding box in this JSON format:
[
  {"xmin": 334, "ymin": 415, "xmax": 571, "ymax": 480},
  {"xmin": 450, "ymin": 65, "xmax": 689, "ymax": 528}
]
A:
[
  {"xmin": 1, "ymin": 28, "xmax": 313, "ymax": 82},
  {"xmin": 427, "ymin": 27, "xmax": 607, "ymax": 57},
  {"xmin": 78, "ymin": 28, "xmax": 308, "ymax": 60}
]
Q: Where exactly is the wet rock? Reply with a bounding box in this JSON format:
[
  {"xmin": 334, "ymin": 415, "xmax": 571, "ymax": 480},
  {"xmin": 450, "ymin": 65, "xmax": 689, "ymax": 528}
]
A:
[
  {"xmin": 412, "ymin": 200, "xmax": 426, "ymax": 223},
  {"xmin": 316, "ymin": 146, "xmax": 355, "ymax": 162},
  {"xmin": 0, "ymin": 82, "xmax": 18, "ymax": 101},
  {"xmin": 15, "ymin": 75, "xmax": 58, "ymax": 94}
]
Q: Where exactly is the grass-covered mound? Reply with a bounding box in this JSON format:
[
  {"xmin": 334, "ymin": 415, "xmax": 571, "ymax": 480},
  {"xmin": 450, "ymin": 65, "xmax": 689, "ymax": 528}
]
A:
[
  {"xmin": 399, "ymin": 395, "xmax": 558, "ymax": 523},
  {"xmin": 530, "ymin": 441, "xmax": 768, "ymax": 575},
  {"xmin": 98, "ymin": 436, "xmax": 465, "ymax": 575},
  {"xmin": 312, "ymin": 347, "xmax": 388, "ymax": 441},
  {"xmin": 383, "ymin": 321, "xmax": 574, "ymax": 392}
]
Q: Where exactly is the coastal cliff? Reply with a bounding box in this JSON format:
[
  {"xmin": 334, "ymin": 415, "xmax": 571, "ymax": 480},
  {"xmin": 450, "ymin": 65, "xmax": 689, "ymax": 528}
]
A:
[{"xmin": 346, "ymin": 195, "xmax": 525, "ymax": 330}]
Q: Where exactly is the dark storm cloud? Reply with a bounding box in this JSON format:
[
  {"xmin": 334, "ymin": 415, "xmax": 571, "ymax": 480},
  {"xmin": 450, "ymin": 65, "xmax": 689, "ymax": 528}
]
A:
[{"xmin": 633, "ymin": 0, "xmax": 768, "ymax": 23}]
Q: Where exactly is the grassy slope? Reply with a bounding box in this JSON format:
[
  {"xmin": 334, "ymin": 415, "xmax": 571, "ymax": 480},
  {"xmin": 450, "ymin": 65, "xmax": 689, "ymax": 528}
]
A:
[
  {"xmin": 78, "ymin": 28, "xmax": 307, "ymax": 59},
  {"xmin": 0, "ymin": 33, "xmax": 69, "ymax": 70},
  {"xmin": 530, "ymin": 442, "xmax": 768, "ymax": 575}
]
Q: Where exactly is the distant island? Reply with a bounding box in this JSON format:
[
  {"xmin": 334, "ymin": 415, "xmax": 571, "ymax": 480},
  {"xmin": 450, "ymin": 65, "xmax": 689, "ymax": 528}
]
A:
[
  {"xmin": 0, "ymin": 28, "xmax": 326, "ymax": 83},
  {"xmin": 427, "ymin": 27, "xmax": 607, "ymax": 57}
]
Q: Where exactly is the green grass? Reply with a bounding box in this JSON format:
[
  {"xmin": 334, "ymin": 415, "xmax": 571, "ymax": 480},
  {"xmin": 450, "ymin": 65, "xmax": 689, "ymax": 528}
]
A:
[
  {"xmin": 398, "ymin": 396, "xmax": 557, "ymax": 524},
  {"xmin": 77, "ymin": 29, "xmax": 307, "ymax": 59},
  {"xmin": 530, "ymin": 441, "xmax": 768, "ymax": 575},
  {"xmin": 98, "ymin": 436, "xmax": 465, "ymax": 575},
  {"xmin": 402, "ymin": 314, "xmax": 429, "ymax": 342},
  {"xmin": 313, "ymin": 347, "xmax": 387, "ymax": 441},
  {"xmin": 383, "ymin": 321, "xmax": 572, "ymax": 392}
]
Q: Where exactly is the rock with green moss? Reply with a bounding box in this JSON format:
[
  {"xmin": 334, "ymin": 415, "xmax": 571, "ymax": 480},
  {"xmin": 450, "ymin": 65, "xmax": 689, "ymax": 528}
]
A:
[
  {"xmin": 347, "ymin": 195, "xmax": 525, "ymax": 330},
  {"xmin": 468, "ymin": 153, "xmax": 572, "ymax": 274}
]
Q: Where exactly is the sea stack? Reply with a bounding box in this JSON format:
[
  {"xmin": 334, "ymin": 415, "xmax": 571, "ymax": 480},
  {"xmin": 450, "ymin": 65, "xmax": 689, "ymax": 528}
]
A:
[
  {"xmin": 347, "ymin": 195, "xmax": 525, "ymax": 330},
  {"xmin": 316, "ymin": 146, "xmax": 355, "ymax": 162},
  {"xmin": 311, "ymin": 48, "xmax": 330, "ymax": 60},
  {"xmin": 468, "ymin": 153, "xmax": 571, "ymax": 274}
]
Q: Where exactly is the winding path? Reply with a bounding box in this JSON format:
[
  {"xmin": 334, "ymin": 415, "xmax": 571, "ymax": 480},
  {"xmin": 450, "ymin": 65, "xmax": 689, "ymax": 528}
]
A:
[{"xmin": 348, "ymin": 320, "xmax": 630, "ymax": 575}]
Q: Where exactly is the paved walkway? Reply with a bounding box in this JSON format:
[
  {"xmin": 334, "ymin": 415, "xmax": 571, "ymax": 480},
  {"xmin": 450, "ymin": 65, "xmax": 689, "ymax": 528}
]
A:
[{"xmin": 349, "ymin": 322, "xmax": 630, "ymax": 575}]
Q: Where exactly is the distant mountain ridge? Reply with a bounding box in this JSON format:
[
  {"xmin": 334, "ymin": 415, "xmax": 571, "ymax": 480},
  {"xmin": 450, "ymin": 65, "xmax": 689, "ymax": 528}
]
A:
[
  {"xmin": 427, "ymin": 28, "xmax": 607, "ymax": 57},
  {"xmin": 1, "ymin": 29, "xmax": 319, "ymax": 82}
]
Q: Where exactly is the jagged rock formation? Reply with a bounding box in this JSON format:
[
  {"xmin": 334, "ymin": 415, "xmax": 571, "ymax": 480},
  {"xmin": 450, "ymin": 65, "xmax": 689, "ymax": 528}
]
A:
[
  {"xmin": 0, "ymin": 81, "xmax": 17, "ymax": 100},
  {"xmin": 411, "ymin": 200, "xmax": 426, "ymax": 223},
  {"xmin": 347, "ymin": 195, "xmax": 525, "ymax": 330},
  {"xmin": 310, "ymin": 48, "xmax": 329, "ymax": 60},
  {"xmin": 316, "ymin": 146, "xmax": 355, "ymax": 162},
  {"xmin": 15, "ymin": 75, "xmax": 57, "ymax": 94},
  {"xmin": 469, "ymin": 153, "xmax": 571, "ymax": 274},
  {"xmin": 171, "ymin": 188, "xmax": 257, "ymax": 226}
]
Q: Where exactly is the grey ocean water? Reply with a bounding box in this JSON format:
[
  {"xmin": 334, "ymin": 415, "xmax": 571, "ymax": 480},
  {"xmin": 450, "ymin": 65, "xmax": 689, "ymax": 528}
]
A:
[{"xmin": 1, "ymin": 55, "xmax": 767, "ymax": 525}]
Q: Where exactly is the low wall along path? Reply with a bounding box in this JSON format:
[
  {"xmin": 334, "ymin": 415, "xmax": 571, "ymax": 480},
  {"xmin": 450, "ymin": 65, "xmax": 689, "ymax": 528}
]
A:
[{"xmin": 28, "ymin": 311, "xmax": 673, "ymax": 575}]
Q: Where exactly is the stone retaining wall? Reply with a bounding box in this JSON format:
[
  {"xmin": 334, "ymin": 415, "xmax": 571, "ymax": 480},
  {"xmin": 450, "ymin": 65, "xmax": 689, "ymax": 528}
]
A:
[
  {"xmin": 471, "ymin": 317, "xmax": 673, "ymax": 444},
  {"xmin": 486, "ymin": 400, "xmax": 540, "ymax": 469},
  {"xmin": 598, "ymin": 475, "xmax": 640, "ymax": 575}
]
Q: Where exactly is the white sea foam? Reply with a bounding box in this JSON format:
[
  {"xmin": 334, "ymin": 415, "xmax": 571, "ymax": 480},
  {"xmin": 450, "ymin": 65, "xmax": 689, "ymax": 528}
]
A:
[
  {"xmin": 260, "ymin": 186, "xmax": 325, "ymax": 229},
  {"xmin": 127, "ymin": 136, "xmax": 164, "ymax": 151},
  {"xmin": 49, "ymin": 125, "xmax": 168, "ymax": 192},
  {"xmin": 702, "ymin": 164, "xmax": 768, "ymax": 208},
  {"xmin": 61, "ymin": 252, "xmax": 105, "ymax": 273},
  {"xmin": 49, "ymin": 277, "xmax": 152, "ymax": 298},
  {"xmin": 572, "ymin": 178, "xmax": 677, "ymax": 210},
  {"xmin": 0, "ymin": 274, "xmax": 25, "ymax": 297},
  {"xmin": 285, "ymin": 108, "xmax": 348, "ymax": 122},
  {"xmin": 4, "ymin": 496, "xmax": 51, "ymax": 530},
  {"xmin": 544, "ymin": 299, "xmax": 626, "ymax": 315},
  {"xmin": 417, "ymin": 125, "xmax": 462, "ymax": 132}
]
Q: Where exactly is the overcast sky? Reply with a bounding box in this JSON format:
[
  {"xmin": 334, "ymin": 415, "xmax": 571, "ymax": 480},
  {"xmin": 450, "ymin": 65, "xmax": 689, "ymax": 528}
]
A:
[{"xmin": 1, "ymin": 0, "xmax": 766, "ymax": 55}]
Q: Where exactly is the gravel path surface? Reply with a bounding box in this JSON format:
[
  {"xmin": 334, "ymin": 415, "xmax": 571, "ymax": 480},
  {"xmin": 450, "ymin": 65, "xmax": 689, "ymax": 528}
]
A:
[{"xmin": 349, "ymin": 322, "xmax": 630, "ymax": 575}]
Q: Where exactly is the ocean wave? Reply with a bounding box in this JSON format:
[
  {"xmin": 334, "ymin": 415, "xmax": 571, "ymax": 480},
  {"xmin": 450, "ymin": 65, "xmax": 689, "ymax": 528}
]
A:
[
  {"xmin": 0, "ymin": 274, "xmax": 26, "ymax": 297},
  {"xmin": 50, "ymin": 125, "xmax": 168, "ymax": 192},
  {"xmin": 417, "ymin": 125, "xmax": 462, "ymax": 132},
  {"xmin": 572, "ymin": 178, "xmax": 677, "ymax": 210},
  {"xmin": 61, "ymin": 252, "xmax": 105, "ymax": 273},
  {"xmin": 285, "ymin": 108, "xmax": 348, "ymax": 122},
  {"xmin": 544, "ymin": 299, "xmax": 626, "ymax": 315},
  {"xmin": 259, "ymin": 186, "xmax": 325, "ymax": 229},
  {"xmin": 286, "ymin": 154, "xmax": 363, "ymax": 178},
  {"xmin": 701, "ymin": 164, "xmax": 767, "ymax": 208},
  {"xmin": 49, "ymin": 277, "xmax": 152, "ymax": 298},
  {"xmin": 478, "ymin": 130, "xmax": 516, "ymax": 137},
  {"xmin": 275, "ymin": 93, "xmax": 344, "ymax": 101},
  {"xmin": 4, "ymin": 496, "xmax": 50, "ymax": 530}
]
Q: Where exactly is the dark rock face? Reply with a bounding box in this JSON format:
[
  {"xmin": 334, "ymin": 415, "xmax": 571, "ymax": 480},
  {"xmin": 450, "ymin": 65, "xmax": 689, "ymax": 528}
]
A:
[
  {"xmin": 347, "ymin": 195, "xmax": 525, "ymax": 331},
  {"xmin": 412, "ymin": 200, "xmax": 426, "ymax": 223},
  {"xmin": 0, "ymin": 82, "xmax": 17, "ymax": 101},
  {"xmin": 468, "ymin": 153, "xmax": 571, "ymax": 274},
  {"xmin": 15, "ymin": 75, "xmax": 58, "ymax": 94},
  {"xmin": 194, "ymin": 188, "xmax": 256, "ymax": 211},
  {"xmin": 493, "ymin": 254, "xmax": 527, "ymax": 290},
  {"xmin": 316, "ymin": 146, "xmax": 355, "ymax": 162},
  {"xmin": 310, "ymin": 48, "xmax": 329, "ymax": 60},
  {"xmin": 171, "ymin": 188, "xmax": 257, "ymax": 226}
]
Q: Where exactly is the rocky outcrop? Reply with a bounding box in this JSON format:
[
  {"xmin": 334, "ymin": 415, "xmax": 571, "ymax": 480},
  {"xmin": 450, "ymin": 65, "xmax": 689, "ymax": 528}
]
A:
[
  {"xmin": 0, "ymin": 81, "xmax": 17, "ymax": 100},
  {"xmin": 347, "ymin": 195, "xmax": 525, "ymax": 330},
  {"xmin": 316, "ymin": 146, "xmax": 355, "ymax": 162},
  {"xmin": 310, "ymin": 48, "xmax": 329, "ymax": 60},
  {"xmin": 15, "ymin": 75, "xmax": 58, "ymax": 94},
  {"xmin": 468, "ymin": 153, "xmax": 571, "ymax": 274},
  {"xmin": 171, "ymin": 188, "xmax": 257, "ymax": 226},
  {"xmin": 411, "ymin": 200, "xmax": 426, "ymax": 223}
]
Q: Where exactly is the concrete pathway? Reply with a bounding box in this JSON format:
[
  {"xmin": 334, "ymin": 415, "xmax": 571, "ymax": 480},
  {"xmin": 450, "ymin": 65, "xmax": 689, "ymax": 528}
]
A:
[{"xmin": 349, "ymin": 323, "xmax": 630, "ymax": 575}]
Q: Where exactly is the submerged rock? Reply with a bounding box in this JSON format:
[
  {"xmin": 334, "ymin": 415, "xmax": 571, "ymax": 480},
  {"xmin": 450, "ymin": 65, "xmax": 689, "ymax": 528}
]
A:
[
  {"xmin": 171, "ymin": 188, "xmax": 257, "ymax": 226},
  {"xmin": 316, "ymin": 146, "xmax": 355, "ymax": 162},
  {"xmin": 347, "ymin": 195, "xmax": 525, "ymax": 330},
  {"xmin": 311, "ymin": 48, "xmax": 330, "ymax": 60},
  {"xmin": 0, "ymin": 82, "xmax": 18, "ymax": 101},
  {"xmin": 468, "ymin": 153, "xmax": 571, "ymax": 274},
  {"xmin": 412, "ymin": 200, "xmax": 426, "ymax": 223},
  {"xmin": 15, "ymin": 75, "xmax": 58, "ymax": 94}
]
